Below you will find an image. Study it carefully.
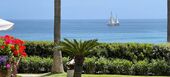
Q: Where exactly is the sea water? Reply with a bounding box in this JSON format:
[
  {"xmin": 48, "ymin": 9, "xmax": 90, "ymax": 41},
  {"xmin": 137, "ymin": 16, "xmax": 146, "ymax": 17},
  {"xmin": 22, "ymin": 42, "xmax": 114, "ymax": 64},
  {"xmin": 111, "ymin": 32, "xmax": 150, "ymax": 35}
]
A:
[{"xmin": 0, "ymin": 19, "xmax": 167, "ymax": 43}]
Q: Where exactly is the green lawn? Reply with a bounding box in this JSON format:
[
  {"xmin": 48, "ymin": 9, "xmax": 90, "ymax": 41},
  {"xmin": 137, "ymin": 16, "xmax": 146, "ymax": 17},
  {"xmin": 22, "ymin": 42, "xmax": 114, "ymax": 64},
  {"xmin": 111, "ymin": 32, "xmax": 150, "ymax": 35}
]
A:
[{"xmin": 44, "ymin": 73, "xmax": 170, "ymax": 77}]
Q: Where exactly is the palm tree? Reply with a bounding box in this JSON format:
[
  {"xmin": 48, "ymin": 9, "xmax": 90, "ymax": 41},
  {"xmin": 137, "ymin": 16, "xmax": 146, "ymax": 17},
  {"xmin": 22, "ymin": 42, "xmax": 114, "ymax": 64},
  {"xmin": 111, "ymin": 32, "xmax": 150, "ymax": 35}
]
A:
[
  {"xmin": 52, "ymin": 0, "xmax": 64, "ymax": 73},
  {"xmin": 168, "ymin": 0, "xmax": 170, "ymax": 42},
  {"xmin": 60, "ymin": 39, "xmax": 98, "ymax": 77}
]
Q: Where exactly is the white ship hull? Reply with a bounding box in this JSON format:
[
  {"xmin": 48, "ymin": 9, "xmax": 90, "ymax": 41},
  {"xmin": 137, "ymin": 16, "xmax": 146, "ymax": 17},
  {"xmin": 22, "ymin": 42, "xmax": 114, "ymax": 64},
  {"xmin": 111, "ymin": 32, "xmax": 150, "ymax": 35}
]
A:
[
  {"xmin": 107, "ymin": 21, "xmax": 119, "ymax": 26},
  {"xmin": 107, "ymin": 12, "xmax": 119, "ymax": 26}
]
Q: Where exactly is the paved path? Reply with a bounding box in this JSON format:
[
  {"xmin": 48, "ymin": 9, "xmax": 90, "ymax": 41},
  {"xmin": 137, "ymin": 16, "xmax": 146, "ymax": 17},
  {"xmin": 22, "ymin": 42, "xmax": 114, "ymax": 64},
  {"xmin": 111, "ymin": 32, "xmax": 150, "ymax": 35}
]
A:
[{"xmin": 17, "ymin": 73, "xmax": 50, "ymax": 77}]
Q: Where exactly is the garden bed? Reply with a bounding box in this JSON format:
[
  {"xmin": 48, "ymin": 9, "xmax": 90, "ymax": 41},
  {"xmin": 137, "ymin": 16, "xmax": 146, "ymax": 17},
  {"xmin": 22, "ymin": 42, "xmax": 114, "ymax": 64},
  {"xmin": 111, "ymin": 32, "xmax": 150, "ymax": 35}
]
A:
[{"xmin": 18, "ymin": 42, "xmax": 170, "ymax": 76}]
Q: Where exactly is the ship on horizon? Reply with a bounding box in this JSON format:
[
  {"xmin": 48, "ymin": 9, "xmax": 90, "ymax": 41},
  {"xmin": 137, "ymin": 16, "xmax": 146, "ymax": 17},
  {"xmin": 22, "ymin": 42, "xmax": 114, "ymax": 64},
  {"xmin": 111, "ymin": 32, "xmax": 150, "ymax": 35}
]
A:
[{"xmin": 107, "ymin": 12, "xmax": 119, "ymax": 26}]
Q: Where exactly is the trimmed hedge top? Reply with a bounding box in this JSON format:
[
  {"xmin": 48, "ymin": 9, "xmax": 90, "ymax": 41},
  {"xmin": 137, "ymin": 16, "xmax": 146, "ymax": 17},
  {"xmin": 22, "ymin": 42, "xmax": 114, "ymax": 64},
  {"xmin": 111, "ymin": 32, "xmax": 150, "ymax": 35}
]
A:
[{"xmin": 24, "ymin": 41, "xmax": 170, "ymax": 61}]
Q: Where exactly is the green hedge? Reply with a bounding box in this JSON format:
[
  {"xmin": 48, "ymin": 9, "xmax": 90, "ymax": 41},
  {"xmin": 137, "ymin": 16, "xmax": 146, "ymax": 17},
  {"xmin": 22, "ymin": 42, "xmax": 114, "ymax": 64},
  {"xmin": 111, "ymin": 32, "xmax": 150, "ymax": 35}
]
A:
[
  {"xmin": 22, "ymin": 42, "xmax": 170, "ymax": 75},
  {"xmin": 18, "ymin": 56, "xmax": 170, "ymax": 76},
  {"xmin": 149, "ymin": 59, "xmax": 170, "ymax": 76},
  {"xmin": 25, "ymin": 41, "xmax": 54, "ymax": 58},
  {"xmin": 90, "ymin": 43, "xmax": 170, "ymax": 61},
  {"xmin": 25, "ymin": 41, "xmax": 70, "ymax": 57},
  {"xmin": 18, "ymin": 56, "xmax": 69, "ymax": 73},
  {"xmin": 24, "ymin": 42, "xmax": 170, "ymax": 62},
  {"xmin": 132, "ymin": 59, "xmax": 149, "ymax": 75},
  {"xmin": 18, "ymin": 56, "xmax": 52, "ymax": 73}
]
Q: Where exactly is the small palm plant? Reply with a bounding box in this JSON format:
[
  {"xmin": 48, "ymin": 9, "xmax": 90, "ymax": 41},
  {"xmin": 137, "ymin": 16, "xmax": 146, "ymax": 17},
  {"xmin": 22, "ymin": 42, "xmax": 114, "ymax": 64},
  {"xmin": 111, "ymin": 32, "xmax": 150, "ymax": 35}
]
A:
[{"xmin": 59, "ymin": 39, "xmax": 98, "ymax": 77}]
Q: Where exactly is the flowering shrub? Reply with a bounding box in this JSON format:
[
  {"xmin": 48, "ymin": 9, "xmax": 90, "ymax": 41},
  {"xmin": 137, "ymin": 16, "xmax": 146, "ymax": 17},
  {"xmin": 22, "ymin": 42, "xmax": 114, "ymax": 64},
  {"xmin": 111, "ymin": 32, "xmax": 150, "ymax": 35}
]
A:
[
  {"xmin": 0, "ymin": 35, "xmax": 26, "ymax": 57},
  {"xmin": 0, "ymin": 35, "xmax": 27, "ymax": 73}
]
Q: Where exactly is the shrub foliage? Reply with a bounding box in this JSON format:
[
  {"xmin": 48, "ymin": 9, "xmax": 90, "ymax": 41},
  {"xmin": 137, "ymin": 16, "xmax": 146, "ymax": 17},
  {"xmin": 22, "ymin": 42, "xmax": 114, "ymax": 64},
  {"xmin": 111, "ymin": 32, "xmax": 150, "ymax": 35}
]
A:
[
  {"xmin": 25, "ymin": 42, "xmax": 170, "ymax": 61},
  {"xmin": 22, "ymin": 42, "xmax": 170, "ymax": 75},
  {"xmin": 18, "ymin": 56, "xmax": 170, "ymax": 75}
]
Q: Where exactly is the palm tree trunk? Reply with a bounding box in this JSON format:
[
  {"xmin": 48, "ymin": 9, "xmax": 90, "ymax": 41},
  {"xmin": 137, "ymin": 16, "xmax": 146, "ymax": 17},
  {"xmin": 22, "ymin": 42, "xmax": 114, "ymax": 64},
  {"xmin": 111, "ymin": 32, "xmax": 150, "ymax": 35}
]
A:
[
  {"xmin": 52, "ymin": 0, "xmax": 64, "ymax": 73},
  {"xmin": 74, "ymin": 55, "xmax": 84, "ymax": 77},
  {"xmin": 168, "ymin": 0, "xmax": 170, "ymax": 42}
]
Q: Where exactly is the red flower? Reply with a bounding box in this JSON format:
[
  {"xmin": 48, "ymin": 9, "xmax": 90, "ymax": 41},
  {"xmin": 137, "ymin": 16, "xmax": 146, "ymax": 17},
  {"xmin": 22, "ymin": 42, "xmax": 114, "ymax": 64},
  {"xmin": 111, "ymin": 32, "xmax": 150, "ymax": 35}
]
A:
[
  {"xmin": 4, "ymin": 35, "xmax": 14, "ymax": 40},
  {"xmin": 21, "ymin": 52, "xmax": 27, "ymax": 57},
  {"xmin": 0, "ymin": 46, "xmax": 5, "ymax": 49},
  {"xmin": 10, "ymin": 45, "xmax": 15, "ymax": 50},
  {"xmin": 13, "ymin": 50, "xmax": 19, "ymax": 56},
  {"xmin": 13, "ymin": 39, "xmax": 24, "ymax": 46},
  {"xmin": 5, "ymin": 39, "xmax": 13, "ymax": 45},
  {"xmin": 20, "ymin": 46, "xmax": 26, "ymax": 50},
  {"xmin": 0, "ymin": 35, "xmax": 27, "ymax": 57}
]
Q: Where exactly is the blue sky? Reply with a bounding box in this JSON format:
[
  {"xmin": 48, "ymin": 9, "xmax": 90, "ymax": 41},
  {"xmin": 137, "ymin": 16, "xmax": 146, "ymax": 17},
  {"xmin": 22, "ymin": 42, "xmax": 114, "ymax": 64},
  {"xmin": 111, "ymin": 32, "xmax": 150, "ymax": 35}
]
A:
[{"xmin": 0, "ymin": 0, "xmax": 167, "ymax": 19}]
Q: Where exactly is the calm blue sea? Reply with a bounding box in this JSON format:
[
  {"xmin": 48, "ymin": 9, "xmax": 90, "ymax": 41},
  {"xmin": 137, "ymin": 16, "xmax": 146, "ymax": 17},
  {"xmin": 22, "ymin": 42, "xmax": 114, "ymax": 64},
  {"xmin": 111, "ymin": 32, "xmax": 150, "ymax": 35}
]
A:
[{"xmin": 0, "ymin": 19, "xmax": 167, "ymax": 43}]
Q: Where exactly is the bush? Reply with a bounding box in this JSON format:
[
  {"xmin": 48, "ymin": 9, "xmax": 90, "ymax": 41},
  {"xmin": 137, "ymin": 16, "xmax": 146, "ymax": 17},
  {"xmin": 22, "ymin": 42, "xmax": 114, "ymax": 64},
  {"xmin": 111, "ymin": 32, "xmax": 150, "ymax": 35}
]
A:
[
  {"xmin": 63, "ymin": 57, "xmax": 70, "ymax": 71},
  {"xmin": 21, "ymin": 41, "xmax": 170, "ymax": 75},
  {"xmin": 83, "ymin": 57, "xmax": 97, "ymax": 74},
  {"xmin": 25, "ymin": 41, "xmax": 71, "ymax": 58},
  {"xmin": 148, "ymin": 59, "xmax": 170, "ymax": 76},
  {"xmin": 18, "ymin": 56, "xmax": 52, "ymax": 73},
  {"xmin": 24, "ymin": 41, "xmax": 170, "ymax": 62},
  {"xmin": 25, "ymin": 41, "xmax": 54, "ymax": 57},
  {"xmin": 18, "ymin": 56, "xmax": 170, "ymax": 76},
  {"xmin": 84, "ymin": 57, "xmax": 133, "ymax": 74},
  {"xmin": 152, "ymin": 45, "xmax": 170, "ymax": 61},
  {"xmin": 132, "ymin": 59, "xmax": 149, "ymax": 75},
  {"xmin": 18, "ymin": 56, "xmax": 69, "ymax": 73},
  {"xmin": 109, "ymin": 59, "xmax": 133, "ymax": 75},
  {"xmin": 90, "ymin": 43, "xmax": 154, "ymax": 61},
  {"xmin": 95, "ymin": 57, "xmax": 111, "ymax": 74}
]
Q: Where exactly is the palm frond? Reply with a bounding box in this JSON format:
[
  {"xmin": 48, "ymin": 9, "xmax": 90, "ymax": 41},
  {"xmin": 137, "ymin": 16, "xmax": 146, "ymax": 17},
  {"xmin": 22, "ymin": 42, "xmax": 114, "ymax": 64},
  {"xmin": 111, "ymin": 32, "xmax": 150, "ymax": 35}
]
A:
[
  {"xmin": 60, "ymin": 39, "xmax": 76, "ymax": 55},
  {"xmin": 60, "ymin": 39, "xmax": 98, "ymax": 56}
]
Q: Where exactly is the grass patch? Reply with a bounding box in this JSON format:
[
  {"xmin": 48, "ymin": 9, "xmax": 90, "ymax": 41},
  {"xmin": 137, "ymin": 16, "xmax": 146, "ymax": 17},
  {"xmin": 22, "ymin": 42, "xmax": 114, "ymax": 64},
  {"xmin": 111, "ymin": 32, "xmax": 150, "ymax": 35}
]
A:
[{"xmin": 44, "ymin": 73, "xmax": 170, "ymax": 77}]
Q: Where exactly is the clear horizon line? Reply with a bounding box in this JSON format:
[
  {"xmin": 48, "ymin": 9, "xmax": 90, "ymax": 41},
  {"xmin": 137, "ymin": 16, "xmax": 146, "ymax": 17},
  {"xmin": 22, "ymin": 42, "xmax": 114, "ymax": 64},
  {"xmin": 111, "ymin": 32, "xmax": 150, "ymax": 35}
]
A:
[{"xmin": 6, "ymin": 18, "xmax": 167, "ymax": 20}]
